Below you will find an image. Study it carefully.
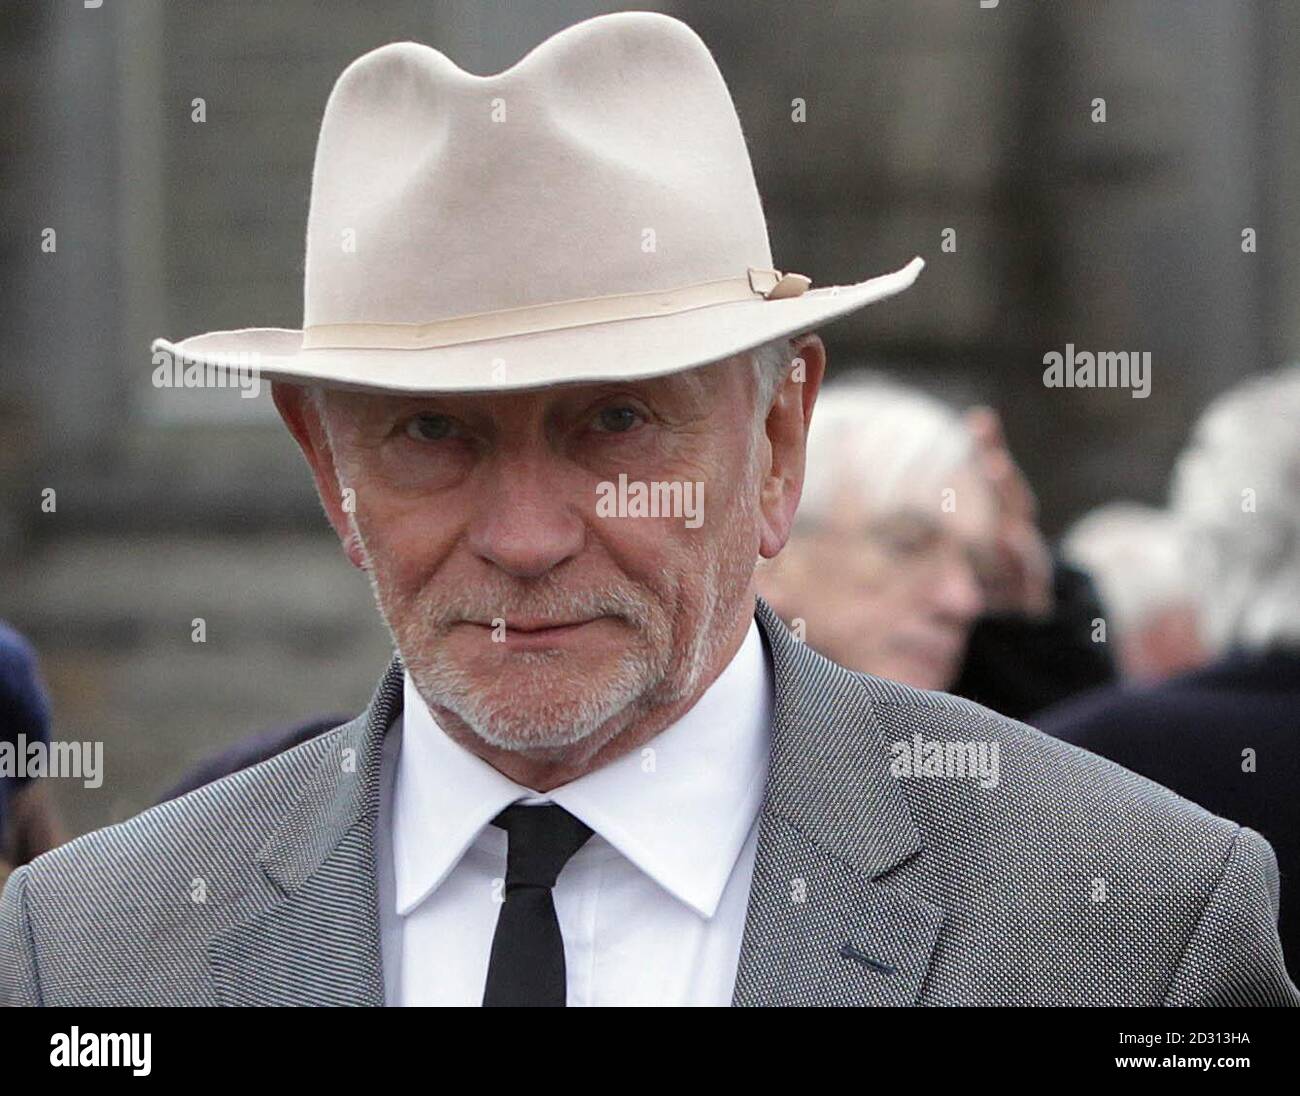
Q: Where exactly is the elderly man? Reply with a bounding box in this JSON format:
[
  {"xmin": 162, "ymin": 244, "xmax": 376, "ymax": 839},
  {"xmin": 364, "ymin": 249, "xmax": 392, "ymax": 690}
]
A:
[
  {"xmin": 758, "ymin": 375, "xmax": 1114, "ymax": 717},
  {"xmin": 2, "ymin": 14, "xmax": 1295, "ymax": 1007},
  {"xmin": 1042, "ymin": 366, "xmax": 1300, "ymax": 977}
]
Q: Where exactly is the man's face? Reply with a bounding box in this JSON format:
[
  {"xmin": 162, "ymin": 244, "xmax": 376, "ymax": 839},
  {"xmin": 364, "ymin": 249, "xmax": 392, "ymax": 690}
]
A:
[
  {"xmin": 287, "ymin": 355, "xmax": 793, "ymax": 761},
  {"xmin": 761, "ymin": 467, "xmax": 995, "ymax": 691}
]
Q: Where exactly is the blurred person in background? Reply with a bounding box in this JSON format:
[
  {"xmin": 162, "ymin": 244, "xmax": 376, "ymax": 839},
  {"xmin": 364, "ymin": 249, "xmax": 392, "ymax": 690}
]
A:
[
  {"xmin": 156, "ymin": 712, "xmax": 350, "ymax": 803},
  {"xmin": 1061, "ymin": 502, "xmax": 1208, "ymax": 681},
  {"xmin": 0, "ymin": 622, "xmax": 63, "ymax": 888},
  {"xmin": 1041, "ymin": 365, "xmax": 1300, "ymax": 975},
  {"xmin": 759, "ymin": 374, "xmax": 1115, "ymax": 720}
]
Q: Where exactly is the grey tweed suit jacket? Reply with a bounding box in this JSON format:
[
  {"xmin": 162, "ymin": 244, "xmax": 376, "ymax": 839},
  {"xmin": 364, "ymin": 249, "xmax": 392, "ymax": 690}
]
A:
[{"xmin": 2, "ymin": 600, "xmax": 1296, "ymax": 1006}]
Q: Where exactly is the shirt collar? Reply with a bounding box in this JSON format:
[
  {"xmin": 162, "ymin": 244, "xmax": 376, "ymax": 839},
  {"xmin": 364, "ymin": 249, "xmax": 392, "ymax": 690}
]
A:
[{"xmin": 392, "ymin": 617, "xmax": 771, "ymax": 919}]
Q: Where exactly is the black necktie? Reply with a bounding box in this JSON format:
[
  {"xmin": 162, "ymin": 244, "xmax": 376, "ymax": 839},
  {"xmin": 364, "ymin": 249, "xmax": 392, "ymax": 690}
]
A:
[{"xmin": 482, "ymin": 803, "xmax": 593, "ymax": 1007}]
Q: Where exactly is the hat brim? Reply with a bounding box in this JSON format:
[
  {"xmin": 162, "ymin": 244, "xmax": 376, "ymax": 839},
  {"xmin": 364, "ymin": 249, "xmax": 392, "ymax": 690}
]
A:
[{"xmin": 151, "ymin": 258, "xmax": 923, "ymax": 395}]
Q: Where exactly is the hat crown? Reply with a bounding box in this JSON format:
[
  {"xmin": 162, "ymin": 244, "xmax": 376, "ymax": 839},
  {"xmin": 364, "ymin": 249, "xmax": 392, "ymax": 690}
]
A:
[{"xmin": 302, "ymin": 13, "xmax": 774, "ymax": 328}]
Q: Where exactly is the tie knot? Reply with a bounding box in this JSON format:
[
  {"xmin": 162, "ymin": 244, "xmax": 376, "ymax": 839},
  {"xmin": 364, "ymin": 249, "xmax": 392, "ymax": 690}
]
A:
[{"xmin": 492, "ymin": 804, "xmax": 593, "ymax": 890}]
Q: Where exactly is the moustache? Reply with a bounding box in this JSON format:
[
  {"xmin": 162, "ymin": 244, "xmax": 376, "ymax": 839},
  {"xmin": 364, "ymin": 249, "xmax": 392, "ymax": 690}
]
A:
[{"xmin": 409, "ymin": 582, "xmax": 655, "ymax": 631}]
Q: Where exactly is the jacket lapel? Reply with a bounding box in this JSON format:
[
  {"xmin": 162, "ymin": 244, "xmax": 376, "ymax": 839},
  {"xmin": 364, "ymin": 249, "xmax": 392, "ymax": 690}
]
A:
[
  {"xmin": 732, "ymin": 600, "xmax": 944, "ymax": 1006},
  {"xmin": 207, "ymin": 659, "xmax": 404, "ymax": 1006}
]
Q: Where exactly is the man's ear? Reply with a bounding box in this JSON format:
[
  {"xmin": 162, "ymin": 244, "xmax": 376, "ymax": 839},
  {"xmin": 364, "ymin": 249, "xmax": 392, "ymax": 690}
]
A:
[
  {"xmin": 757, "ymin": 332, "xmax": 826, "ymax": 560},
  {"xmin": 271, "ymin": 381, "xmax": 368, "ymax": 569}
]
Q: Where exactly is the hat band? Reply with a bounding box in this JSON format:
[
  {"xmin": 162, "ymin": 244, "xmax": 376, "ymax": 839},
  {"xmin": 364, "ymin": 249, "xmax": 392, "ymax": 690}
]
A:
[{"xmin": 300, "ymin": 268, "xmax": 811, "ymax": 350}]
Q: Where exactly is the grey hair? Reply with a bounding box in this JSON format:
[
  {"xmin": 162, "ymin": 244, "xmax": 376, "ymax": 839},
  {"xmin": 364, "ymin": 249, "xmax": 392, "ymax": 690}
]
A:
[
  {"xmin": 741, "ymin": 337, "xmax": 798, "ymax": 474},
  {"xmin": 1061, "ymin": 503, "xmax": 1196, "ymax": 635},
  {"xmin": 750, "ymin": 337, "xmax": 794, "ymax": 426},
  {"xmin": 1170, "ymin": 364, "xmax": 1300, "ymax": 654},
  {"xmin": 304, "ymin": 383, "xmax": 340, "ymax": 452},
  {"xmin": 794, "ymin": 371, "xmax": 971, "ymax": 528}
]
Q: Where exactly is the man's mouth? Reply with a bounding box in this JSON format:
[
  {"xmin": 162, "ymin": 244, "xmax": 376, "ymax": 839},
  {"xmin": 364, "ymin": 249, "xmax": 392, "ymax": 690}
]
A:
[
  {"xmin": 457, "ymin": 616, "xmax": 610, "ymax": 643},
  {"xmin": 507, "ymin": 618, "xmax": 598, "ymax": 634}
]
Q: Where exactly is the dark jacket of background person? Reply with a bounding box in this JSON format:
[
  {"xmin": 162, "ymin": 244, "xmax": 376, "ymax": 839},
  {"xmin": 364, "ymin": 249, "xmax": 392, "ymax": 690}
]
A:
[
  {"xmin": 0, "ymin": 621, "xmax": 56, "ymax": 873},
  {"xmin": 156, "ymin": 714, "xmax": 349, "ymax": 804},
  {"xmin": 1038, "ymin": 648, "xmax": 1300, "ymax": 977},
  {"xmin": 0, "ymin": 622, "xmax": 49, "ymax": 811},
  {"xmin": 953, "ymin": 560, "xmax": 1116, "ymax": 722}
]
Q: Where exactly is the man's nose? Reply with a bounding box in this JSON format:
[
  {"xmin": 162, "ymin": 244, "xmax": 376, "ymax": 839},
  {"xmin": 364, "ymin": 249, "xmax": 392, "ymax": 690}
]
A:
[{"xmin": 466, "ymin": 455, "xmax": 586, "ymax": 579}]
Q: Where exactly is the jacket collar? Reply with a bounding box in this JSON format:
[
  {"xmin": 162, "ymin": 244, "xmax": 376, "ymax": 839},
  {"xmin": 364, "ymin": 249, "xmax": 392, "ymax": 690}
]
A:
[
  {"xmin": 208, "ymin": 664, "xmax": 401, "ymax": 1005},
  {"xmin": 208, "ymin": 597, "xmax": 941, "ymax": 1006},
  {"xmin": 729, "ymin": 599, "xmax": 941, "ymax": 1006}
]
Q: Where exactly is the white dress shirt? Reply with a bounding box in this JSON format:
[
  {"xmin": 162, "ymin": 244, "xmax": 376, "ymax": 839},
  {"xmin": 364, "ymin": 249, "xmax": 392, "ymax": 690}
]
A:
[{"xmin": 375, "ymin": 619, "xmax": 772, "ymax": 1006}]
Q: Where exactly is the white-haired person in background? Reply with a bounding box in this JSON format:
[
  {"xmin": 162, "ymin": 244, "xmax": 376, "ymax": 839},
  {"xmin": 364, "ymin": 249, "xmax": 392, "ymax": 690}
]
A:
[
  {"xmin": 1041, "ymin": 364, "xmax": 1300, "ymax": 976},
  {"xmin": 1061, "ymin": 502, "xmax": 1209, "ymax": 681},
  {"xmin": 758, "ymin": 373, "xmax": 1116, "ymax": 720}
]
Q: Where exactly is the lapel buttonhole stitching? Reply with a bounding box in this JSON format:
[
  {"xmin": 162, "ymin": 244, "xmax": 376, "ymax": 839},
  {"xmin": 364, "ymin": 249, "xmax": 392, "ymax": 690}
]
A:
[{"xmin": 839, "ymin": 942, "xmax": 897, "ymax": 975}]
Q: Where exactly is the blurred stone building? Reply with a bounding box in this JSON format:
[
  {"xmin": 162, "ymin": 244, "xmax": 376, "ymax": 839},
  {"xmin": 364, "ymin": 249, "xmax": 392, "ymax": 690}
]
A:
[{"xmin": 2, "ymin": 0, "xmax": 1297, "ymax": 836}]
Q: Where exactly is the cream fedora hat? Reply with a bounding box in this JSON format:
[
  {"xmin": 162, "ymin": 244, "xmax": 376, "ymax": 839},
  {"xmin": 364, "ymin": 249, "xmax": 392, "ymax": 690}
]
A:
[{"xmin": 151, "ymin": 12, "xmax": 923, "ymax": 394}]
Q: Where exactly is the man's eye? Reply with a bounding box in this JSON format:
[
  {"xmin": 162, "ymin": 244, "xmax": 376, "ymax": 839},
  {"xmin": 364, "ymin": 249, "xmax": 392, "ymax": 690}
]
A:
[
  {"xmin": 593, "ymin": 406, "xmax": 642, "ymax": 433},
  {"xmin": 404, "ymin": 414, "xmax": 458, "ymax": 442}
]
